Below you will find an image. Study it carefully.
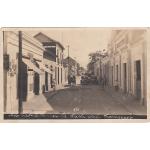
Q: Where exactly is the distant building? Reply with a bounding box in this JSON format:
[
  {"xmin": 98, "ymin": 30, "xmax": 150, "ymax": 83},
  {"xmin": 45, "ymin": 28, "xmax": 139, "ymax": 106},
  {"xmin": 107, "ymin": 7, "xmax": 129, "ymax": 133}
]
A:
[
  {"xmin": 63, "ymin": 56, "xmax": 77, "ymax": 77},
  {"xmin": 63, "ymin": 56, "xmax": 83, "ymax": 84}
]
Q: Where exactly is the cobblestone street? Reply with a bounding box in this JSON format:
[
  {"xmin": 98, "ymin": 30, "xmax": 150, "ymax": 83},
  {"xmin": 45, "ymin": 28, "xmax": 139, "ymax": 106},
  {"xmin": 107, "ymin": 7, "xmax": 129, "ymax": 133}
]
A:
[{"xmin": 43, "ymin": 85, "xmax": 146, "ymax": 115}]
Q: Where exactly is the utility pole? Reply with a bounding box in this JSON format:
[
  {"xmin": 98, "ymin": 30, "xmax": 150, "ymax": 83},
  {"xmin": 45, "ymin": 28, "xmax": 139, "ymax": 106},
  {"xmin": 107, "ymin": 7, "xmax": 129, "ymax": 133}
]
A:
[{"xmin": 18, "ymin": 31, "xmax": 23, "ymax": 114}]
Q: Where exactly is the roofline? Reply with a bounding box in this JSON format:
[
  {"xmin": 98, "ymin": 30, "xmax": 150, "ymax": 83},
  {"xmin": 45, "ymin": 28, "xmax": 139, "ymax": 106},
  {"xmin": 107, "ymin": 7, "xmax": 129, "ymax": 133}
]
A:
[{"xmin": 34, "ymin": 32, "xmax": 65, "ymax": 50}]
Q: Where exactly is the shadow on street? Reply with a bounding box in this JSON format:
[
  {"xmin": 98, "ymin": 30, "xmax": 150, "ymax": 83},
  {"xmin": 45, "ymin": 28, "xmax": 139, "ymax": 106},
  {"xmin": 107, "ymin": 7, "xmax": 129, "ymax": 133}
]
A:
[{"xmin": 43, "ymin": 85, "xmax": 147, "ymax": 115}]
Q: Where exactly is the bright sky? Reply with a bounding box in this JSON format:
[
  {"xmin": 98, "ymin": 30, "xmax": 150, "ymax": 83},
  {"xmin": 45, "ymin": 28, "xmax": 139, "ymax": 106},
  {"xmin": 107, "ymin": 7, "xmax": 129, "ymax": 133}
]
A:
[{"xmin": 27, "ymin": 28, "xmax": 111, "ymax": 68}]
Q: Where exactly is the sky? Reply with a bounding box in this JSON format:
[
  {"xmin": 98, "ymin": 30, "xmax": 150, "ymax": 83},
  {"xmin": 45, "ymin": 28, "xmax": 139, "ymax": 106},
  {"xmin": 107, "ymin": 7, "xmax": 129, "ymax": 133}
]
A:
[{"xmin": 26, "ymin": 28, "xmax": 111, "ymax": 68}]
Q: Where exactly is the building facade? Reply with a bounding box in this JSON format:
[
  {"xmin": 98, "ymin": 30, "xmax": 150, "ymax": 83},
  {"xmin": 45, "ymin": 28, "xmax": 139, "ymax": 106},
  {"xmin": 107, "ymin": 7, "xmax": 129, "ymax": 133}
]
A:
[
  {"xmin": 63, "ymin": 57, "xmax": 77, "ymax": 76},
  {"xmin": 3, "ymin": 31, "xmax": 45, "ymax": 113},
  {"xmin": 34, "ymin": 32, "xmax": 66, "ymax": 90},
  {"xmin": 63, "ymin": 56, "xmax": 83, "ymax": 84},
  {"xmin": 105, "ymin": 29, "xmax": 147, "ymax": 105}
]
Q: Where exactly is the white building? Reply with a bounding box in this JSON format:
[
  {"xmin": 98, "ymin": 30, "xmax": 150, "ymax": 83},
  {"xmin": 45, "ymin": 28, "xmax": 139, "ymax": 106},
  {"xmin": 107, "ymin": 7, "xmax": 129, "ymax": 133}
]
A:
[
  {"xmin": 3, "ymin": 31, "xmax": 45, "ymax": 113},
  {"xmin": 107, "ymin": 29, "xmax": 147, "ymax": 105},
  {"xmin": 34, "ymin": 32, "xmax": 66, "ymax": 90}
]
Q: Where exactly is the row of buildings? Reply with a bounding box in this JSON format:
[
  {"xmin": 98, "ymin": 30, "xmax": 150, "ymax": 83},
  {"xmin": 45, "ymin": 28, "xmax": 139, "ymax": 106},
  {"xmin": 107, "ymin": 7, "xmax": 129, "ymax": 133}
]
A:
[
  {"xmin": 3, "ymin": 31, "xmax": 67, "ymax": 113},
  {"xmin": 92, "ymin": 29, "xmax": 147, "ymax": 106}
]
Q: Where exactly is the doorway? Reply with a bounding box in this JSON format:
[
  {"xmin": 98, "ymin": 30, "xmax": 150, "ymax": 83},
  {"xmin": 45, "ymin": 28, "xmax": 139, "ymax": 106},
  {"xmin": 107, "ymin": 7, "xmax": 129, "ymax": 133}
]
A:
[
  {"xmin": 34, "ymin": 72, "xmax": 40, "ymax": 95},
  {"xmin": 123, "ymin": 63, "xmax": 127, "ymax": 93},
  {"xmin": 45, "ymin": 72, "xmax": 48, "ymax": 91},
  {"xmin": 135, "ymin": 60, "xmax": 141, "ymax": 100}
]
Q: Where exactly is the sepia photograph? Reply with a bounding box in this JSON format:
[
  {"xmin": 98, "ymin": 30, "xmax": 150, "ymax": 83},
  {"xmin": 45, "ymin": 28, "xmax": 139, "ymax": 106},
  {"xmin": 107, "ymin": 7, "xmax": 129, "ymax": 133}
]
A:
[
  {"xmin": 2, "ymin": 27, "xmax": 149, "ymax": 120},
  {"xmin": 1, "ymin": 1, "xmax": 150, "ymax": 150}
]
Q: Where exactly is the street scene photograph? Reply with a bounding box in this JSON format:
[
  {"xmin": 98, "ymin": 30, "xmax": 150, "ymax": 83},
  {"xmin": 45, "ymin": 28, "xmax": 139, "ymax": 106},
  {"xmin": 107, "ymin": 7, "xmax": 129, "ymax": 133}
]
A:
[{"xmin": 2, "ymin": 28, "xmax": 148, "ymax": 119}]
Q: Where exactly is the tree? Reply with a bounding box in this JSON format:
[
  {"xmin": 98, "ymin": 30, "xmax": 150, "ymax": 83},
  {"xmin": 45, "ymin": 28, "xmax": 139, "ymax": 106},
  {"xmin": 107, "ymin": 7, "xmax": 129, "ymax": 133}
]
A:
[
  {"xmin": 88, "ymin": 49, "xmax": 107, "ymax": 62},
  {"xmin": 87, "ymin": 49, "xmax": 108, "ymax": 74}
]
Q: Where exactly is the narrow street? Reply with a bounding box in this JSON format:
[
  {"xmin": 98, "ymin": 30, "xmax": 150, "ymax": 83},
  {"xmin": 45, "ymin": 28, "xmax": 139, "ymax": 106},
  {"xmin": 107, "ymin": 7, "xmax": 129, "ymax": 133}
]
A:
[
  {"xmin": 44, "ymin": 85, "xmax": 146, "ymax": 115},
  {"xmin": 4, "ymin": 29, "xmax": 147, "ymax": 117}
]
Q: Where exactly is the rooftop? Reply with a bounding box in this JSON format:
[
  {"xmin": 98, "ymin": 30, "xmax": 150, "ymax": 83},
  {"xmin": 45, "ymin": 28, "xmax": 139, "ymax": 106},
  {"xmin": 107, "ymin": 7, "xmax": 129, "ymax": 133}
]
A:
[{"xmin": 34, "ymin": 32, "xmax": 65, "ymax": 50}]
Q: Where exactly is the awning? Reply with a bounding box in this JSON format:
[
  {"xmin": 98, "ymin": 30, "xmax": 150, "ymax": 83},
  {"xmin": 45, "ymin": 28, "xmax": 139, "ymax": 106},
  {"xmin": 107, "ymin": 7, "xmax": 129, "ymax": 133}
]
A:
[
  {"xmin": 38, "ymin": 62, "xmax": 52, "ymax": 74},
  {"xmin": 22, "ymin": 58, "xmax": 41, "ymax": 74}
]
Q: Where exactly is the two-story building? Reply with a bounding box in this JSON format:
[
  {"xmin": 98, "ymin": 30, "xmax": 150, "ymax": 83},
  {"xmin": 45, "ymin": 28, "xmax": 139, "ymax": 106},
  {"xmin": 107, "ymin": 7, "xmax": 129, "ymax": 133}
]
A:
[{"xmin": 34, "ymin": 32, "xmax": 65, "ymax": 90}]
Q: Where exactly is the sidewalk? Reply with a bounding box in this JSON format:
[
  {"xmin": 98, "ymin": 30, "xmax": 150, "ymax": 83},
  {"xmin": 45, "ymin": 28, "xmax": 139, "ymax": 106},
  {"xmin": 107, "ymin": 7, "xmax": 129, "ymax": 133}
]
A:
[
  {"xmin": 103, "ymin": 86, "xmax": 146, "ymax": 115},
  {"xmin": 23, "ymin": 86, "xmax": 68, "ymax": 114},
  {"xmin": 23, "ymin": 92, "xmax": 56, "ymax": 114}
]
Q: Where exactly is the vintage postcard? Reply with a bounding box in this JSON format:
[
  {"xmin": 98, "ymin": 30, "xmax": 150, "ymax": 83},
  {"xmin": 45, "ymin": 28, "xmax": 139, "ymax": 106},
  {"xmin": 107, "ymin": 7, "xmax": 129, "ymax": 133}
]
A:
[{"xmin": 0, "ymin": 27, "xmax": 149, "ymax": 122}]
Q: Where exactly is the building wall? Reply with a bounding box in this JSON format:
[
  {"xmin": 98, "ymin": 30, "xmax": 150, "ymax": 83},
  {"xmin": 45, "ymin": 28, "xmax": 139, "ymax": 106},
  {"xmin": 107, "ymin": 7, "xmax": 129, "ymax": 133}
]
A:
[
  {"xmin": 120, "ymin": 50, "xmax": 128, "ymax": 91},
  {"xmin": 64, "ymin": 67, "xmax": 68, "ymax": 84},
  {"xmin": 43, "ymin": 59, "xmax": 55, "ymax": 91},
  {"xmin": 147, "ymin": 29, "xmax": 150, "ymax": 114},
  {"xmin": 4, "ymin": 31, "xmax": 19, "ymax": 113},
  {"xmin": 43, "ymin": 58, "xmax": 66, "ymax": 91},
  {"xmin": 106, "ymin": 29, "xmax": 147, "ymax": 105},
  {"xmin": 22, "ymin": 33, "xmax": 44, "ymax": 100},
  {"xmin": 130, "ymin": 40, "xmax": 146, "ymax": 104},
  {"xmin": 4, "ymin": 31, "xmax": 44, "ymax": 113},
  {"xmin": 55, "ymin": 44, "xmax": 65, "ymax": 89}
]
